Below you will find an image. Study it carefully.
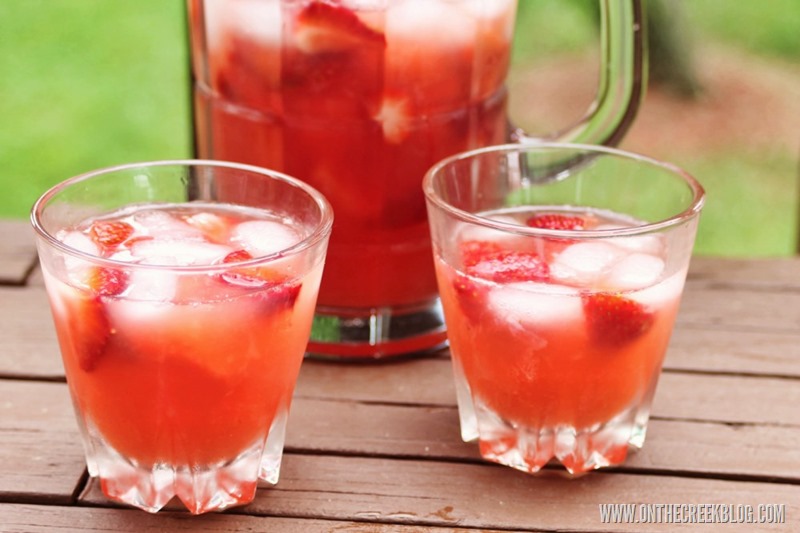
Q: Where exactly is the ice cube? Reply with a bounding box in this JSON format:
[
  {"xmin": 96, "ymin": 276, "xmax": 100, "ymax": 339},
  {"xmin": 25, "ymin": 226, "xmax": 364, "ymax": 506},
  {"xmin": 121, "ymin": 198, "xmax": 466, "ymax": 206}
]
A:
[
  {"xmin": 60, "ymin": 230, "xmax": 99, "ymax": 256},
  {"xmin": 124, "ymin": 268, "xmax": 179, "ymax": 302},
  {"xmin": 130, "ymin": 239, "xmax": 233, "ymax": 266},
  {"xmin": 615, "ymin": 235, "xmax": 664, "ymax": 255},
  {"xmin": 108, "ymin": 249, "xmax": 137, "ymax": 263},
  {"xmin": 459, "ymin": 0, "xmax": 516, "ymax": 20},
  {"xmin": 386, "ymin": 0, "xmax": 475, "ymax": 45},
  {"xmin": 596, "ymin": 224, "xmax": 664, "ymax": 255},
  {"xmin": 59, "ymin": 231, "xmax": 100, "ymax": 285},
  {"xmin": 487, "ymin": 281, "xmax": 583, "ymax": 337},
  {"xmin": 232, "ymin": 220, "xmax": 301, "ymax": 257},
  {"xmin": 43, "ymin": 273, "xmax": 73, "ymax": 319},
  {"xmin": 229, "ymin": 0, "xmax": 282, "ymax": 45},
  {"xmin": 550, "ymin": 242, "xmax": 624, "ymax": 286},
  {"xmin": 604, "ymin": 253, "xmax": 665, "ymax": 291},
  {"xmin": 629, "ymin": 268, "xmax": 687, "ymax": 310},
  {"xmin": 105, "ymin": 297, "xmax": 174, "ymax": 329},
  {"xmin": 374, "ymin": 97, "xmax": 413, "ymax": 144},
  {"xmin": 132, "ymin": 209, "xmax": 204, "ymax": 241},
  {"xmin": 204, "ymin": 0, "xmax": 281, "ymax": 50},
  {"xmin": 340, "ymin": 0, "xmax": 387, "ymax": 10},
  {"xmin": 457, "ymin": 215, "xmax": 526, "ymax": 248}
]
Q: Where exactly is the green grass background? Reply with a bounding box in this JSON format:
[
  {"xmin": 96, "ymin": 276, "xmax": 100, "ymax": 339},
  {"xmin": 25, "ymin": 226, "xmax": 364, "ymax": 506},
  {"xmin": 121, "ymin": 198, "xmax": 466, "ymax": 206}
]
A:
[
  {"xmin": 0, "ymin": 0, "xmax": 191, "ymax": 220},
  {"xmin": 2, "ymin": 0, "xmax": 799, "ymax": 256}
]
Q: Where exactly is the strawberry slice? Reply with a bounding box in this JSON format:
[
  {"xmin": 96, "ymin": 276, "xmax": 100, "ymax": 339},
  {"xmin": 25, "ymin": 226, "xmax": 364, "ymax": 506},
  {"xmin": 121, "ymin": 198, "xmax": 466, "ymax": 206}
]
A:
[
  {"xmin": 221, "ymin": 249, "xmax": 302, "ymax": 313},
  {"xmin": 219, "ymin": 249, "xmax": 282, "ymax": 287},
  {"xmin": 85, "ymin": 266, "xmax": 128, "ymax": 296},
  {"xmin": 89, "ymin": 221, "xmax": 134, "ymax": 248},
  {"xmin": 222, "ymin": 249, "xmax": 255, "ymax": 264},
  {"xmin": 460, "ymin": 240, "xmax": 504, "ymax": 268},
  {"xmin": 184, "ymin": 212, "xmax": 235, "ymax": 244},
  {"xmin": 452, "ymin": 272, "xmax": 488, "ymax": 323},
  {"xmin": 294, "ymin": 2, "xmax": 386, "ymax": 53},
  {"xmin": 526, "ymin": 213, "xmax": 585, "ymax": 231},
  {"xmin": 62, "ymin": 294, "xmax": 111, "ymax": 372},
  {"xmin": 465, "ymin": 249, "xmax": 550, "ymax": 284},
  {"xmin": 582, "ymin": 293, "xmax": 654, "ymax": 346},
  {"xmin": 256, "ymin": 282, "xmax": 303, "ymax": 316}
]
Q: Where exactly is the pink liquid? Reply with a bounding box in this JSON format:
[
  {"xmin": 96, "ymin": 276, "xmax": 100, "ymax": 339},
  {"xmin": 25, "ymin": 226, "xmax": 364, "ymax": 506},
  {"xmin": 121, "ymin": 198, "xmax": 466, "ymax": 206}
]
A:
[
  {"xmin": 189, "ymin": 0, "xmax": 516, "ymax": 310},
  {"xmin": 435, "ymin": 207, "xmax": 686, "ymax": 474},
  {"xmin": 43, "ymin": 203, "xmax": 322, "ymax": 511}
]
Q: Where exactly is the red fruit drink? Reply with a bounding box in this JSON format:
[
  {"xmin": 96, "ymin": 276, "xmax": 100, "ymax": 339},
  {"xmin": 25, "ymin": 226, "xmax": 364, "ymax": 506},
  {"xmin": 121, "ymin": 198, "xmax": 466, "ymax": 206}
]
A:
[
  {"xmin": 41, "ymin": 203, "xmax": 323, "ymax": 512},
  {"xmin": 435, "ymin": 207, "xmax": 686, "ymax": 475},
  {"xmin": 189, "ymin": 0, "xmax": 515, "ymax": 337}
]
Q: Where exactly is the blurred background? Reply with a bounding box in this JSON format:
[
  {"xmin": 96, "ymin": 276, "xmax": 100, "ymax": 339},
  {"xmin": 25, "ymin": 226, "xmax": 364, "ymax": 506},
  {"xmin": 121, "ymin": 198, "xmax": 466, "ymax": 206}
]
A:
[{"xmin": 1, "ymin": 0, "xmax": 799, "ymax": 255}]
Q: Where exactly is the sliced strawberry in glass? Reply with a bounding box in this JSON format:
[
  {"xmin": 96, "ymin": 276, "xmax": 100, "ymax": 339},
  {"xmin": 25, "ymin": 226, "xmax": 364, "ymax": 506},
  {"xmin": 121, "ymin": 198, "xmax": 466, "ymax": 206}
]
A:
[
  {"xmin": 526, "ymin": 213, "xmax": 586, "ymax": 231},
  {"xmin": 89, "ymin": 221, "xmax": 134, "ymax": 249},
  {"xmin": 86, "ymin": 266, "xmax": 129, "ymax": 297},
  {"xmin": 293, "ymin": 2, "xmax": 385, "ymax": 54},
  {"xmin": 63, "ymin": 293, "xmax": 112, "ymax": 372},
  {"xmin": 184, "ymin": 211, "xmax": 238, "ymax": 244},
  {"xmin": 255, "ymin": 282, "xmax": 302, "ymax": 316},
  {"xmin": 283, "ymin": 2, "xmax": 386, "ymax": 118},
  {"xmin": 218, "ymin": 250, "xmax": 301, "ymax": 314},
  {"xmin": 582, "ymin": 292, "xmax": 655, "ymax": 346},
  {"xmin": 452, "ymin": 271, "xmax": 489, "ymax": 323},
  {"xmin": 461, "ymin": 240, "xmax": 504, "ymax": 268},
  {"xmin": 465, "ymin": 249, "xmax": 550, "ymax": 284},
  {"xmin": 219, "ymin": 249, "xmax": 273, "ymax": 287}
]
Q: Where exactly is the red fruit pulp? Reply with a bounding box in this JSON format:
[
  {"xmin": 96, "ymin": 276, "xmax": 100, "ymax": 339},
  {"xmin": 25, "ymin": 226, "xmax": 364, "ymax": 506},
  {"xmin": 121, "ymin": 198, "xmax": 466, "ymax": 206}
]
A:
[
  {"xmin": 189, "ymin": 0, "xmax": 515, "ymax": 310},
  {"xmin": 45, "ymin": 203, "xmax": 320, "ymax": 467},
  {"xmin": 437, "ymin": 207, "xmax": 682, "ymax": 431}
]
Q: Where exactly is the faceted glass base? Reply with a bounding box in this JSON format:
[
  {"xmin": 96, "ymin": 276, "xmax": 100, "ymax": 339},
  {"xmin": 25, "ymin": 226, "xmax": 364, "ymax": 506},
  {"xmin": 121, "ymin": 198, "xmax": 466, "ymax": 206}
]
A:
[
  {"xmin": 81, "ymin": 413, "xmax": 288, "ymax": 514},
  {"xmin": 452, "ymin": 360, "xmax": 654, "ymax": 476}
]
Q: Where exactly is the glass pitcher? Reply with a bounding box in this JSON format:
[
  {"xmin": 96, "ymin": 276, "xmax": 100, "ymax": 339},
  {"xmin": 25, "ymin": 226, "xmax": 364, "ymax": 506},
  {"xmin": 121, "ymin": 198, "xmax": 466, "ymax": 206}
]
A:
[{"xmin": 187, "ymin": 0, "xmax": 646, "ymax": 359}]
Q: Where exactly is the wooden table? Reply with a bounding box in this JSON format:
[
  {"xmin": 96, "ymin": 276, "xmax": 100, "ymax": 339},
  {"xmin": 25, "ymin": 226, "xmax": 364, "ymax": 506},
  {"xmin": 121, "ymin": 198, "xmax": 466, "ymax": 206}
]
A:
[{"xmin": 1, "ymin": 218, "xmax": 798, "ymax": 532}]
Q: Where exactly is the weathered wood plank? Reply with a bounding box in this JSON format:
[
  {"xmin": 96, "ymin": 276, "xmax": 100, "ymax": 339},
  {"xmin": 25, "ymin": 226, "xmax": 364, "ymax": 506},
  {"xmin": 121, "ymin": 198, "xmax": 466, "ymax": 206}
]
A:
[
  {"xmin": 0, "ymin": 504, "xmax": 494, "ymax": 533},
  {"xmin": 0, "ymin": 381, "xmax": 86, "ymax": 504},
  {"xmin": 286, "ymin": 398, "xmax": 475, "ymax": 460},
  {"xmin": 1, "ymin": 307, "xmax": 797, "ymax": 426},
  {"xmin": 77, "ymin": 455, "xmax": 800, "ymax": 532},
  {"xmin": 688, "ymin": 256, "xmax": 800, "ymax": 288},
  {"xmin": 665, "ymin": 326, "xmax": 800, "ymax": 377},
  {"xmin": 294, "ymin": 358, "xmax": 456, "ymax": 405},
  {"xmin": 628, "ymin": 417, "xmax": 800, "ymax": 481},
  {"xmin": 5, "ymin": 258, "xmax": 800, "ymax": 379},
  {"xmin": 652, "ymin": 372, "xmax": 800, "ymax": 426},
  {"xmin": 0, "ymin": 286, "xmax": 64, "ymax": 379},
  {"xmin": 0, "ymin": 219, "xmax": 38, "ymax": 285},
  {"xmin": 677, "ymin": 282, "xmax": 800, "ymax": 333},
  {"xmin": 3, "ymin": 377, "xmax": 796, "ymax": 511},
  {"xmin": 27, "ymin": 263, "xmax": 45, "ymax": 287},
  {"xmin": 284, "ymin": 398, "xmax": 800, "ymax": 481},
  {"xmin": 294, "ymin": 359, "xmax": 800, "ymax": 426}
]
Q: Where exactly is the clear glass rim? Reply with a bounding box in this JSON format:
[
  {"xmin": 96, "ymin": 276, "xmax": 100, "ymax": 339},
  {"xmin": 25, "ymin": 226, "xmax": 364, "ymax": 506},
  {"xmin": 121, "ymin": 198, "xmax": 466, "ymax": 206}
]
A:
[
  {"xmin": 30, "ymin": 159, "xmax": 334, "ymax": 272},
  {"xmin": 422, "ymin": 142, "xmax": 706, "ymax": 238}
]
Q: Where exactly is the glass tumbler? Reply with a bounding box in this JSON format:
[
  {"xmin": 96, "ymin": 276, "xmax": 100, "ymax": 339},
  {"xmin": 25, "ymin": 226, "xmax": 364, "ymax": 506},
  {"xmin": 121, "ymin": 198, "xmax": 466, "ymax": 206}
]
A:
[
  {"xmin": 424, "ymin": 143, "xmax": 704, "ymax": 475},
  {"xmin": 31, "ymin": 160, "xmax": 332, "ymax": 513}
]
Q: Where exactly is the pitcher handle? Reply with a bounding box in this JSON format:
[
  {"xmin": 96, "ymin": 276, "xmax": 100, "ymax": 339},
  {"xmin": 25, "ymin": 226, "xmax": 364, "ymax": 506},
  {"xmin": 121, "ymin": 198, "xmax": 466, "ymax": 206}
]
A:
[{"xmin": 513, "ymin": 0, "xmax": 647, "ymax": 147}]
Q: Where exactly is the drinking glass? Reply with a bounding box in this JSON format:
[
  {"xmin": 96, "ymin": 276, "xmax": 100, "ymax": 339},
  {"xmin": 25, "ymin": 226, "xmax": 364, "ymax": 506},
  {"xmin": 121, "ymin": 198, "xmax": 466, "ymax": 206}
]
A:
[
  {"xmin": 31, "ymin": 161, "xmax": 332, "ymax": 513},
  {"xmin": 187, "ymin": 0, "xmax": 646, "ymax": 359},
  {"xmin": 424, "ymin": 143, "xmax": 704, "ymax": 475}
]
